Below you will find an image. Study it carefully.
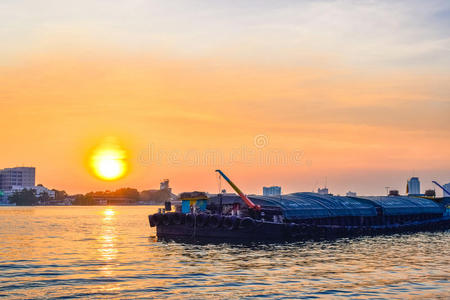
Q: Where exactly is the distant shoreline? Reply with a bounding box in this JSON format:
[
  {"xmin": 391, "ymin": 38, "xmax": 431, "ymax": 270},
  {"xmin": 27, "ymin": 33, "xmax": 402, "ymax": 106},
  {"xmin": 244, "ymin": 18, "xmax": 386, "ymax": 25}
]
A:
[{"xmin": 0, "ymin": 204, "xmax": 164, "ymax": 207}]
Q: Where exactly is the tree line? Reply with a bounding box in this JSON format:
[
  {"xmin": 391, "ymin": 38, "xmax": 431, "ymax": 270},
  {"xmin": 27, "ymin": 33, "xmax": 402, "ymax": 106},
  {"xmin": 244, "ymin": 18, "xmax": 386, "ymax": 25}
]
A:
[
  {"xmin": 8, "ymin": 188, "xmax": 67, "ymax": 206},
  {"xmin": 8, "ymin": 187, "xmax": 173, "ymax": 206}
]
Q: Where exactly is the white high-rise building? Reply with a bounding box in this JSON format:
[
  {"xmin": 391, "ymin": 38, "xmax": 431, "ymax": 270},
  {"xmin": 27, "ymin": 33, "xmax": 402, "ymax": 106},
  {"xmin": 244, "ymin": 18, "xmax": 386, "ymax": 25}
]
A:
[
  {"xmin": 407, "ymin": 177, "xmax": 420, "ymax": 195},
  {"xmin": 0, "ymin": 167, "xmax": 36, "ymax": 204},
  {"xmin": 0, "ymin": 167, "xmax": 35, "ymax": 191}
]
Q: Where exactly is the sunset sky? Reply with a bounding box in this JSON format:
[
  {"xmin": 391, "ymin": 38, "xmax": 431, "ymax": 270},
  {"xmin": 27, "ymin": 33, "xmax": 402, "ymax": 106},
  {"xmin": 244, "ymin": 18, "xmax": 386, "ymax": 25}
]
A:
[{"xmin": 1, "ymin": 0, "xmax": 449, "ymax": 195}]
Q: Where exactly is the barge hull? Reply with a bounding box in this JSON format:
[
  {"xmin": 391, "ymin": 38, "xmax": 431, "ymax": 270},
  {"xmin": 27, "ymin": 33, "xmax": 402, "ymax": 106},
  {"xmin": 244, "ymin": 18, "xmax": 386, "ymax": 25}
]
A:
[{"xmin": 153, "ymin": 215, "xmax": 450, "ymax": 243}]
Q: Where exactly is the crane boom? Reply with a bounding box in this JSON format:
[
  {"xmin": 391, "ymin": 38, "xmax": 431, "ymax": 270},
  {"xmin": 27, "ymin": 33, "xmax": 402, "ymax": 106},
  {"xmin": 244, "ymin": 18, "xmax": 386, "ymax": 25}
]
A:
[
  {"xmin": 432, "ymin": 181, "xmax": 450, "ymax": 196},
  {"xmin": 215, "ymin": 170, "xmax": 261, "ymax": 211}
]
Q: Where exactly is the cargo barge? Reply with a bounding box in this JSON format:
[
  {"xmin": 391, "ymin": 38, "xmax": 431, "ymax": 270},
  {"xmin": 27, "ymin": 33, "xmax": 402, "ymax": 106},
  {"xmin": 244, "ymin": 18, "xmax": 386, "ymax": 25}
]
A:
[{"xmin": 149, "ymin": 170, "xmax": 450, "ymax": 242}]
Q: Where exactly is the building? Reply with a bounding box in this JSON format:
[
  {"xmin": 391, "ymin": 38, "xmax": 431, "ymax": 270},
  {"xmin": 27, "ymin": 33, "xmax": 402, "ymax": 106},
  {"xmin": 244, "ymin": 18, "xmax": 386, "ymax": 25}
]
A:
[
  {"xmin": 424, "ymin": 189, "xmax": 436, "ymax": 197},
  {"xmin": 0, "ymin": 167, "xmax": 35, "ymax": 191},
  {"xmin": 160, "ymin": 179, "xmax": 171, "ymax": 193},
  {"xmin": 263, "ymin": 186, "xmax": 281, "ymax": 196},
  {"xmin": 317, "ymin": 187, "xmax": 329, "ymax": 195},
  {"xmin": 0, "ymin": 167, "xmax": 36, "ymax": 204},
  {"xmin": 33, "ymin": 184, "xmax": 56, "ymax": 198},
  {"xmin": 407, "ymin": 177, "xmax": 420, "ymax": 195},
  {"xmin": 346, "ymin": 191, "xmax": 357, "ymax": 197},
  {"xmin": 443, "ymin": 183, "xmax": 450, "ymax": 197},
  {"xmin": 140, "ymin": 180, "xmax": 177, "ymax": 204},
  {"xmin": 0, "ymin": 167, "xmax": 57, "ymax": 204},
  {"xmin": 389, "ymin": 190, "xmax": 400, "ymax": 196},
  {"xmin": 0, "ymin": 186, "xmax": 24, "ymax": 204}
]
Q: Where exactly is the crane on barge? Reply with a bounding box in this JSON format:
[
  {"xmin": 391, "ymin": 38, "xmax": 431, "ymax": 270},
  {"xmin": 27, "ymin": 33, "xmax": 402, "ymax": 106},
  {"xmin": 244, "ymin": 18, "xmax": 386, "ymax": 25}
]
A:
[
  {"xmin": 215, "ymin": 169, "xmax": 261, "ymax": 211},
  {"xmin": 432, "ymin": 181, "xmax": 450, "ymax": 197}
]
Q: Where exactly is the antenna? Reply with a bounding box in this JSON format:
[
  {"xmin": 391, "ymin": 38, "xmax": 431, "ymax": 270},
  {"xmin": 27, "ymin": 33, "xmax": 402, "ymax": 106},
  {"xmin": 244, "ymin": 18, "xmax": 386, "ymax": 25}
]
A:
[{"xmin": 385, "ymin": 186, "xmax": 390, "ymax": 195}]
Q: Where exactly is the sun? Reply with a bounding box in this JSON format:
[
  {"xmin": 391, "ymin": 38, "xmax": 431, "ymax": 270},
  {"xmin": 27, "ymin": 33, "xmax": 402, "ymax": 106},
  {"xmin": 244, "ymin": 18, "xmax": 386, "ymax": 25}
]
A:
[{"xmin": 89, "ymin": 137, "xmax": 128, "ymax": 181}]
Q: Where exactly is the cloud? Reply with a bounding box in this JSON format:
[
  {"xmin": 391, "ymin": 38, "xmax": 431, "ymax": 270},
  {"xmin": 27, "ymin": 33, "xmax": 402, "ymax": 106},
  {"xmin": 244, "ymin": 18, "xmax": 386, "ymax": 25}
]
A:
[
  {"xmin": 1, "ymin": 1, "xmax": 449, "ymax": 71},
  {"xmin": 0, "ymin": 1, "xmax": 449, "ymax": 193}
]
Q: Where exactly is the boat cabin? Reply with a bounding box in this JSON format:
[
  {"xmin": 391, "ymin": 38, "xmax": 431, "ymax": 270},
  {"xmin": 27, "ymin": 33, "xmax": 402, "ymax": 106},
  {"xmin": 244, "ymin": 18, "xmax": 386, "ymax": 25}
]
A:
[{"xmin": 180, "ymin": 191, "xmax": 208, "ymax": 214}]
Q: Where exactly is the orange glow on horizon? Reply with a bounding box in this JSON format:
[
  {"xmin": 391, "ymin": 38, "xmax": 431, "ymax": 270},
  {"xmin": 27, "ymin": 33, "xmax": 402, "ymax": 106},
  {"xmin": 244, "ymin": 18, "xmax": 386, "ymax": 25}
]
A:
[{"xmin": 0, "ymin": 49, "xmax": 448, "ymax": 195}]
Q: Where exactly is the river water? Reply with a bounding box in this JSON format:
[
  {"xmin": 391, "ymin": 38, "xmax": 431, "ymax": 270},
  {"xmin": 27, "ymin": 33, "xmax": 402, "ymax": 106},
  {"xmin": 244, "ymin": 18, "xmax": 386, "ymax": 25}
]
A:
[{"xmin": 0, "ymin": 206, "xmax": 448, "ymax": 299}]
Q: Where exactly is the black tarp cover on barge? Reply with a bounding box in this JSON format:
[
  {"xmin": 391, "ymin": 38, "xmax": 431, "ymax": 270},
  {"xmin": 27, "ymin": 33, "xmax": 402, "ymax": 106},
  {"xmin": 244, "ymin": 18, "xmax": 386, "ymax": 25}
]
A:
[
  {"xmin": 209, "ymin": 193, "xmax": 377, "ymax": 219},
  {"xmin": 353, "ymin": 196, "xmax": 444, "ymax": 216},
  {"xmin": 208, "ymin": 193, "xmax": 444, "ymax": 219},
  {"xmin": 248, "ymin": 193, "xmax": 377, "ymax": 219}
]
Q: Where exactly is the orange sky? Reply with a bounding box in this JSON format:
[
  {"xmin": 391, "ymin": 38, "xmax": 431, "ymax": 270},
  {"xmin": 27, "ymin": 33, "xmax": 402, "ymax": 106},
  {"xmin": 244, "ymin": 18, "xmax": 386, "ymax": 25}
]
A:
[{"xmin": 1, "ymin": 1, "xmax": 449, "ymax": 195}]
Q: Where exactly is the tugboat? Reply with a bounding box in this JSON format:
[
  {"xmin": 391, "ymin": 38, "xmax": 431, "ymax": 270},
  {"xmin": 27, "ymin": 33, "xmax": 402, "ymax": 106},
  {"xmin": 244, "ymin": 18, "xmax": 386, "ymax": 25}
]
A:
[{"xmin": 148, "ymin": 170, "xmax": 450, "ymax": 242}]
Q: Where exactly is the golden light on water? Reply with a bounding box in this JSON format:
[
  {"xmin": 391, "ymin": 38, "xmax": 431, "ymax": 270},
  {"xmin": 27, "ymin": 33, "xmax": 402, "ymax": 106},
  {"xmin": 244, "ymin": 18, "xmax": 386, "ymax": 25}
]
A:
[
  {"xmin": 98, "ymin": 207, "xmax": 118, "ymax": 265},
  {"xmin": 89, "ymin": 137, "xmax": 128, "ymax": 181},
  {"xmin": 103, "ymin": 208, "xmax": 116, "ymax": 217}
]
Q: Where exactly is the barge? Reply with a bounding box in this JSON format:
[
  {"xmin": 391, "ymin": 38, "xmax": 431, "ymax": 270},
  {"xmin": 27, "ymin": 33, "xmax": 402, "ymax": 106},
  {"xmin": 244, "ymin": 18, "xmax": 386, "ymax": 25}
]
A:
[{"xmin": 149, "ymin": 170, "xmax": 450, "ymax": 242}]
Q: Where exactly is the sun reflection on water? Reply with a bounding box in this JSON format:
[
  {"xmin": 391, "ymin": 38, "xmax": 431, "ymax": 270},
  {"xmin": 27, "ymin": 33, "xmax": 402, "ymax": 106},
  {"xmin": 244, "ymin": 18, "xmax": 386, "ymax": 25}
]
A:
[
  {"xmin": 103, "ymin": 208, "xmax": 116, "ymax": 218},
  {"xmin": 98, "ymin": 207, "xmax": 118, "ymax": 273}
]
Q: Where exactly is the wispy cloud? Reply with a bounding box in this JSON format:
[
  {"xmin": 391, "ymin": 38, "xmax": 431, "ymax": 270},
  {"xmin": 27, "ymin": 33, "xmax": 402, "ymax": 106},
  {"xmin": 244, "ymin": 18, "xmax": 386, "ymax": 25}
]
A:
[{"xmin": 1, "ymin": 1, "xmax": 449, "ymax": 70}]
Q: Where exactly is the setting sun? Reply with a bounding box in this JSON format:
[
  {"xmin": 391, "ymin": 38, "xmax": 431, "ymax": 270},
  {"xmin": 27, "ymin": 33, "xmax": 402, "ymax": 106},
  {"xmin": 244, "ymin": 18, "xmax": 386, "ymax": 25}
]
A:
[{"xmin": 90, "ymin": 137, "xmax": 128, "ymax": 181}]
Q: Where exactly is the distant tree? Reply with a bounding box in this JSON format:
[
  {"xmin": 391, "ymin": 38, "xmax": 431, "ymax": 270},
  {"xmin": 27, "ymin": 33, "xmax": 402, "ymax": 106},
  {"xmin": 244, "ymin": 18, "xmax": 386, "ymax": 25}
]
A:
[
  {"xmin": 9, "ymin": 189, "xmax": 38, "ymax": 206},
  {"xmin": 72, "ymin": 194, "xmax": 93, "ymax": 205},
  {"xmin": 114, "ymin": 188, "xmax": 140, "ymax": 200},
  {"xmin": 52, "ymin": 189, "xmax": 68, "ymax": 200},
  {"xmin": 85, "ymin": 188, "xmax": 140, "ymax": 200},
  {"xmin": 38, "ymin": 191, "xmax": 51, "ymax": 204}
]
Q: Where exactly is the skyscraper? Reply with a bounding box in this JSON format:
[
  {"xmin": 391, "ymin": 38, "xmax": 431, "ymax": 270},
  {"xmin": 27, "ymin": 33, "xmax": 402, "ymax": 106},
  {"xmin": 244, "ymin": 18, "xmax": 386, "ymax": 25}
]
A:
[{"xmin": 407, "ymin": 177, "xmax": 420, "ymax": 195}]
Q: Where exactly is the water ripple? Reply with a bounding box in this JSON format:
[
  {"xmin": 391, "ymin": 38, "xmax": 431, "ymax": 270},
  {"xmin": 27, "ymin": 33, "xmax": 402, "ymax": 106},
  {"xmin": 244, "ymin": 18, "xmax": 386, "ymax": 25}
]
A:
[{"xmin": 0, "ymin": 206, "xmax": 448, "ymax": 299}]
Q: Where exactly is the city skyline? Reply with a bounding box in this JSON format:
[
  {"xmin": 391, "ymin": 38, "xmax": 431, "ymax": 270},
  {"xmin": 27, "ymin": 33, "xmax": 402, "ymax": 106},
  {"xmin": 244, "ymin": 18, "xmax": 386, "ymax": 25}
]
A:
[
  {"xmin": 0, "ymin": 164, "xmax": 448, "ymax": 198},
  {"xmin": 1, "ymin": 1, "xmax": 449, "ymax": 195}
]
